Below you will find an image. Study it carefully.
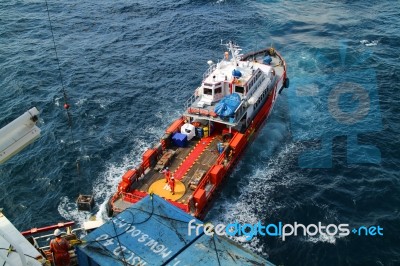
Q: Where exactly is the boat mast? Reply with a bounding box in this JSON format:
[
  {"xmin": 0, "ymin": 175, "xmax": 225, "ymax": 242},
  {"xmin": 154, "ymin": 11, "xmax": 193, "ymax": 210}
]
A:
[
  {"xmin": 228, "ymin": 41, "xmax": 237, "ymax": 66},
  {"xmin": 222, "ymin": 40, "xmax": 240, "ymax": 65}
]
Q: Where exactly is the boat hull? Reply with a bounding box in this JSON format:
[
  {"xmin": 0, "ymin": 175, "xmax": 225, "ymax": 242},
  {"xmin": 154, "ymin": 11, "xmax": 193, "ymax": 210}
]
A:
[{"xmin": 108, "ymin": 46, "xmax": 288, "ymax": 219}]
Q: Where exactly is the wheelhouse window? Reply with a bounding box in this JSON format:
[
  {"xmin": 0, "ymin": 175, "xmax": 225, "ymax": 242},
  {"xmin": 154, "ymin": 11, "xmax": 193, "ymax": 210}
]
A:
[
  {"xmin": 249, "ymin": 79, "xmax": 254, "ymax": 89},
  {"xmin": 215, "ymin": 87, "xmax": 222, "ymax": 94},
  {"xmin": 255, "ymin": 71, "xmax": 262, "ymax": 80},
  {"xmin": 235, "ymin": 86, "xmax": 245, "ymax": 94},
  {"xmin": 204, "ymin": 88, "xmax": 213, "ymax": 95}
]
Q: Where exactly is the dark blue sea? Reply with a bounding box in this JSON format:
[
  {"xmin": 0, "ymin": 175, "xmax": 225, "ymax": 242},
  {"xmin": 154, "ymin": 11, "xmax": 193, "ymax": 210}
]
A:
[{"xmin": 1, "ymin": 0, "xmax": 399, "ymax": 265}]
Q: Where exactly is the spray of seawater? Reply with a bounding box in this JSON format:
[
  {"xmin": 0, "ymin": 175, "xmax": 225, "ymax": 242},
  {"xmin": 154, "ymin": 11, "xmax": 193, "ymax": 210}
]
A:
[{"xmin": 57, "ymin": 126, "xmax": 164, "ymax": 225}]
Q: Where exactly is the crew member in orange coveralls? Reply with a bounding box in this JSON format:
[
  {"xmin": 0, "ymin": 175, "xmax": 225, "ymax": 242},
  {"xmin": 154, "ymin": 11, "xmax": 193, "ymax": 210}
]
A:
[
  {"xmin": 49, "ymin": 229, "xmax": 70, "ymax": 266},
  {"xmin": 164, "ymin": 167, "xmax": 171, "ymax": 183},
  {"xmin": 169, "ymin": 176, "xmax": 175, "ymax": 195}
]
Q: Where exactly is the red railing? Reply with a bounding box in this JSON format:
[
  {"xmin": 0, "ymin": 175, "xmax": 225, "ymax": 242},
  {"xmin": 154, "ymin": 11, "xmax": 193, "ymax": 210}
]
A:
[
  {"xmin": 21, "ymin": 221, "xmax": 75, "ymax": 236},
  {"xmin": 122, "ymin": 190, "xmax": 148, "ymax": 204},
  {"xmin": 168, "ymin": 200, "xmax": 189, "ymax": 213}
]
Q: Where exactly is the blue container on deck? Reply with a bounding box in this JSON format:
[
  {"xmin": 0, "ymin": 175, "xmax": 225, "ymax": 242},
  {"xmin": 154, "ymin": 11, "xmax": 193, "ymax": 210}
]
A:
[
  {"xmin": 263, "ymin": 55, "xmax": 272, "ymax": 65},
  {"xmin": 172, "ymin": 132, "xmax": 187, "ymax": 147},
  {"xmin": 217, "ymin": 142, "xmax": 224, "ymax": 154},
  {"xmin": 76, "ymin": 195, "xmax": 274, "ymax": 266},
  {"xmin": 196, "ymin": 127, "xmax": 204, "ymax": 138}
]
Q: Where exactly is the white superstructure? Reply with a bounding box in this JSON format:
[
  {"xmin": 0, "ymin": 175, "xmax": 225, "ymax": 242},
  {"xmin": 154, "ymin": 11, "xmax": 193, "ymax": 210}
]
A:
[{"xmin": 184, "ymin": 42, "xmax": 285, "ymax": 131}]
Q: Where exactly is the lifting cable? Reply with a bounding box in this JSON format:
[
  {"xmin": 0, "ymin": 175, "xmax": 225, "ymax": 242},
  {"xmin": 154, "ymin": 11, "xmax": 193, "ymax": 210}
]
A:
[
  {"xmin": 212, "ymin": 234, "xmax": 221, "ymax": 266},
  {"xmin": 112, "ymin": 219, "xmax": 128, "ymax": 266},
  {"xmin": 45, "ymin": 0, "xmax": 80, "ymax": 175}
]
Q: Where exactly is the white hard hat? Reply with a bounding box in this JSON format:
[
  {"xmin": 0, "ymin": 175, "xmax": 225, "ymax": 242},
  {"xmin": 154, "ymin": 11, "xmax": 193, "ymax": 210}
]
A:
[
  {"xmin": 171, "ymin": 176, "xmax": 174, "ymax": 180},
  {"xmin": 54, "ymin": 229, "xmax": 62, "ymax": 237}
]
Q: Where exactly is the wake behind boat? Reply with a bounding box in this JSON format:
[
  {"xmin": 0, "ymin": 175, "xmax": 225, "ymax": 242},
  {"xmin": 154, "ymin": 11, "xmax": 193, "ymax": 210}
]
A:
[
  {"xmin": 107, "ymin": 41, "xmax": 289, "ymax": 218},
  {"xmin": 0, "ymin": 41, "xmax": 287, "ymax": 266}
]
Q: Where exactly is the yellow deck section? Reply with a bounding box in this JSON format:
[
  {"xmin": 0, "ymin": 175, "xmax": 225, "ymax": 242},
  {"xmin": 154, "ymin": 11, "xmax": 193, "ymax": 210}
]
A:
[{"xmin": 148, "ymin": 179, "xmax": 186, "ymax": 201}]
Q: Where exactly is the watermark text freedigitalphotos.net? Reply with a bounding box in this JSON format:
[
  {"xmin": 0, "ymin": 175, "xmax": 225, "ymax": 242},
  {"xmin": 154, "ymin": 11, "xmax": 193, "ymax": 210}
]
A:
[{"xmin": 188, "ymin": 220, "xmax": 383, "ymax": 241}]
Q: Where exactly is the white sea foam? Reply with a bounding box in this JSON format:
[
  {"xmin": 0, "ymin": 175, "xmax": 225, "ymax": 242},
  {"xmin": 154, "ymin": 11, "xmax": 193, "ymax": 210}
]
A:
[
  {"xmin": 94, "ymin": 137, "xmax": 152, "ymax": 222},
  {"xmin": 360, "ymin": 40, "xmax": 379, "ymax": 46},
  {"xmin": 209, "ymin": 141, "xmax": 301, "ymax": 254},
  {"xmin": 93, "ymin": 98, "xmax": 112, "ymax": 109},
  {"xmin": 305, "ymin": 230, "xmax": 348, "ymax": 244},
  {"xmin": 54, "ymin": 97, "xmax": 61, "ymax": 107},
  {"xmin": 75, "ymin": 97, "xmax": 87, "ymax": 106},
  {"xmin": 104, "ymin": 136, "xmax": 113, "ymax": 143},
  {"xmin": 58, "ymin": 196, "xmax": 92, "ymax": 227},
  {"xmin": 57, "ymin": 126, "xmax": 161, "ymax": 226}
]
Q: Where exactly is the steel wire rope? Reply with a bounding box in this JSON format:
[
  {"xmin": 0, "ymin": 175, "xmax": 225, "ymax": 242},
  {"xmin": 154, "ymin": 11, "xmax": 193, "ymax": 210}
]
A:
[
  {"xmin": 111, "ymin": 217, "xmax": 128, "ymax": 266},
  {"xmin": 83, "ymin": 196, "xmax": 216, "ymax": 265},
  {"xmin": 212, "ymin": 233, "xmax": 221, "ymax": 266},
  {"xmin": 123, "ymin": 202, "xmax": 209, "ymax": 245},
  {"xmin": 44, "ymin": 0, "xmax": 81, "ymax": 177},
  {"xmin": 130, "ymin": 208, "xmax": 206, "ymax": 231},
  {"xmin": 117, "ymin": 196, "xmax": 213, "ymax": 243},
  {"xmin": 119, "ymin": 199, "xmax": 217, "ymax": 264},
  {"xmin": 0, "ymin": 247, "xmax": 43, "ymax": 260},
  {"xmin": 82, "ymin": 197, "xmax": 157, "ymax": 264},
  {"xmin": 83, "ymin": 196, "xmax": 202, "ymax": 262},
  {"xmin": 2, "ymin": 245, "xmax": 13, "ymax": 266},
  {"xmin": 106, "ymin": 195, "xmax": 197, "ymax": 245},
  {"xmin": 83, "ymin": 195, "xmax": 155, "ymax": 245},
  {"xmin": 143, "ymin": 201, "xmax": 191, "ymax": 243},
  {"xmin": 44, "ymin": 0, "xmax": 73, "ymax": 136}
]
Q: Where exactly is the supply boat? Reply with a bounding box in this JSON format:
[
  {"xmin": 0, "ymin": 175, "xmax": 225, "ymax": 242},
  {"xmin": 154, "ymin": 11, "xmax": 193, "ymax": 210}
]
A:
[{"xmin": 107, "ymin": 41, "xmax": 288, "ymax": 218}]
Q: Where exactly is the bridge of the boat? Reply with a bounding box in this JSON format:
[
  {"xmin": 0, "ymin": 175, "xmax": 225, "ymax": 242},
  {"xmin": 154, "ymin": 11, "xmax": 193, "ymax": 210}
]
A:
[{"xmin": 183, "ymin": 49, "xmax": 284, "ymax": 128}]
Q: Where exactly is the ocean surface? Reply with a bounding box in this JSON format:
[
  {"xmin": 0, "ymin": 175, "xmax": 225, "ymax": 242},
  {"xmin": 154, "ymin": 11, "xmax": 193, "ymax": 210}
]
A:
[{"xmin": 1, "ymin": 0, "xmax": 399, "ymax": 265}]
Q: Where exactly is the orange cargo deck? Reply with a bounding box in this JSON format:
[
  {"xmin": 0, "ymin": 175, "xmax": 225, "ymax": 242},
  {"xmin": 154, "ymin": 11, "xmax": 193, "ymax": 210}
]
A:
[{"xmin": 113, "ymin": 134, "xmax": 223, "ymax": 210}]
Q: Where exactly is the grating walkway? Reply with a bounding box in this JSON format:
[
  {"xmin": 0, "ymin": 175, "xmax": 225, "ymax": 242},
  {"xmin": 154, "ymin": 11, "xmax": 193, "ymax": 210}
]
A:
[{"xmin": 173, "ymin": 136, "xmax": 214, "ymax": 180}]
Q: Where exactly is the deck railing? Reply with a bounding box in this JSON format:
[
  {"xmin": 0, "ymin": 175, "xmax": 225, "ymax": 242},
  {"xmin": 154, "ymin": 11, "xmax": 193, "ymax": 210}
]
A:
[
  {"xmin": 185, "ymin": 92, "xmax": 198, "ymax": 110},
  {"xmin": 203, "ymin": 64, "xmax": 217, "ymax": 80}
]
